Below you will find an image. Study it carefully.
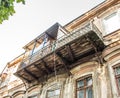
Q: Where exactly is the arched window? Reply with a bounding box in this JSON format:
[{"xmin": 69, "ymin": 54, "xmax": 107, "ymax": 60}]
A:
[
  {"xmin": 76, "ymin": 75, "xmax": 93, "ymax": 98},
  {"xmin": 46, "ymin": 83, "xmax": 61, "ymax": 98}
]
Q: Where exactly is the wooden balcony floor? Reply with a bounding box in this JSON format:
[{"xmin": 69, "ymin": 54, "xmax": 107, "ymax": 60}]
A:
[{"xmin": 15, "ymin": 31, "xmax": 105, "ymax": 83}]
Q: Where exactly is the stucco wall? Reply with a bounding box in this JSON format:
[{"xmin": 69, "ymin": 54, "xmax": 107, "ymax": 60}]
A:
[{"xmin": 5, "ymin": 61, "xmax": 112, "ymax": 98}]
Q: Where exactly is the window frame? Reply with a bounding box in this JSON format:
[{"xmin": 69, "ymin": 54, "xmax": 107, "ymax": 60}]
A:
[
  {"xmin": 113, "ymin": 64, "xmax": 120, "ymax": 95},
  {"xmin": 76, "ymin": 74, "xmax": 93, "ymax": 98},
  {"xmin": 102, "ymin": 11, "xmax": 120, "ymax": 35}
]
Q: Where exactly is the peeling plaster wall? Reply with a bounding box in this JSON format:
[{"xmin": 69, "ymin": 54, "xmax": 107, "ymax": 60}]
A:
[{"xmin": 3, "ymin": 61, "xmax": 111, "ymax": 98}]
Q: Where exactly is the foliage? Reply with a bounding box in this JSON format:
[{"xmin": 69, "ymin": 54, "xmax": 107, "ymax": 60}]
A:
[{"xmin": 0, "ymin": 0, "xmax": 25, "ymax": 23}]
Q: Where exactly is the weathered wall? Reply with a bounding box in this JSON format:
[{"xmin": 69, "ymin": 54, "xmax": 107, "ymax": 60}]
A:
[
  {"xmin": 5, "ymin": 61, "xmax": 111, "ymax": 98},
  {"xmin": 1, "ymin": 0, "xmax": 120, "ymax": 98}
]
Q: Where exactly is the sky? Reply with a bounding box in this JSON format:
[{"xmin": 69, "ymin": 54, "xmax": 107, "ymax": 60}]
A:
[{"xmin": 0, "ymin": 0, "xmax": 105, "ymax": 72}]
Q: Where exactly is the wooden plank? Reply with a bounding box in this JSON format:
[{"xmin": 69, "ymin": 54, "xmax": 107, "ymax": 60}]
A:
[
  {"xmin": 34, "ymin": 64, "xmax": 48, "ymax": 75},
  {"xmin": 42, "ymin": 59, "xmax": 52, "ymax": 74},
  {"xmin": 65, "ymin": 45, "xmax": 75, "ymax": 62},
  {"xmin": 15, "ymin": 73, "xmax": 31, "ymax": 83},
  {"xmin": 69, "ymin": 52, "xmax": 102, "ymax": 69},
  {"xmin": 24, "ymin": 68, "xmax": 38, "ymax": 80},
  {"xmin": 86, "ymin": 35, "xmax": 103, "ymax": 64},
  {"xmin": 56, "ymin": 52, "xmax": 71, "ymax": 75}
]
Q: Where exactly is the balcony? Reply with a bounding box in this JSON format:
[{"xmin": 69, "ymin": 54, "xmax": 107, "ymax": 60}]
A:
[{"xmin": 15, "ymin": 22, "xmax": 105, "ymax": 83}]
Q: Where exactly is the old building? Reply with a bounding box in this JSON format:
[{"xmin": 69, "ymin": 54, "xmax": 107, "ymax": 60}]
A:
[{"xmin": 0, "ymin": 0, "xmax": 120, "ymax": 98}]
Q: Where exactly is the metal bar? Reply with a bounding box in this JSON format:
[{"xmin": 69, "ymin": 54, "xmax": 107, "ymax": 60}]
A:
[{"xmin": 31, "ymin": 40, "xmax": 37, "ymax": 56}]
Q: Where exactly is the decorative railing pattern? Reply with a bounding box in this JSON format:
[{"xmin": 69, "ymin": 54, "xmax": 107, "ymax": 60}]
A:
[{"xmin": 19, "ymin": 22, "xmax": 102, "ymax": 70}]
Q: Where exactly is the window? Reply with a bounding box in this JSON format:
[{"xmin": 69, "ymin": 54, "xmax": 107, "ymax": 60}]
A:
[
  {"xmin": 30, "ymin": 34, "xmax": 49, "ymax": 55},
  {"xmin": 47, "ymin": 88, "xmax": 60, "ymax": 98},
  {"xmin": 76, "ymin": 75, "xmax": 93, "ymax": 98},
  {"xmin": 113, "ymin": 64, "xmax": 120, "ymax": 95},
  {"xmin": 103, "ymin": 12, "xmax": 120, "ymax": 34}
]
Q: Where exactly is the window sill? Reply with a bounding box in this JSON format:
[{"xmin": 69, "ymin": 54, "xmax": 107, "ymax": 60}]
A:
[{"xmin": 103, "ymin": 29, "xmax": 120, "ymax": 45}]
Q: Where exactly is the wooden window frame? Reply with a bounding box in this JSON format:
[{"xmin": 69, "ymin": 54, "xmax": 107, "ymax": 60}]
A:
[
  {"xmin": 76, "ymin": 74, "xmax": 93, "ymax": 98},
  {"xmin": 113, "ymin": 64, "xmax": 120, "ymax": 95}
]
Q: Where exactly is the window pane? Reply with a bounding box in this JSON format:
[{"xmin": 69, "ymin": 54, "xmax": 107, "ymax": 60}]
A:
[
  {"xmin": 77, "ymin": 80, "xmax": 84, "ymax": 88},
  {"xmin": 115, "ymin": 67, "xmax": 120, "ymax": 75},
  {"xmin": 87, "ymin": 77, "xmax": 92, "ymax": 86},
  {"xmin": 76, "ymin": 76, "xmax": 93, "ymax": 98},
  {"xmin": 117, "ymin": 78, "xmax": 120, "ymax": 90},
  {"xmin": 104, "ymin": 12, "xmax": 120, "ymax": 34},
  {"xmin": 113, "ymin": 65, "xmax": 120, "ymax": 94},
  {"xmin": 48, "ymin": 90, "xmax": 54, "ymax": 97},
  {"xmin": 47, "ymin": 89, "xmax": 60, "ymax": 98},
  {"xmin": 86, "ymin": 88, "xmax": 93, "ymax": 98},
  {"xmin": 77, "ymin": 90, "xmax": 84, "ymax": 98},
  {"xmin": 55, "ymin": 89, "xmax": 60, "ymax": 95}
]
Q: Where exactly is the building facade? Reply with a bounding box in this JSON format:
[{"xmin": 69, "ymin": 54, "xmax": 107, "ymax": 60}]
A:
[{"xmin": 0, "ymin": 0, "xmax": 120, "ymax": 98}]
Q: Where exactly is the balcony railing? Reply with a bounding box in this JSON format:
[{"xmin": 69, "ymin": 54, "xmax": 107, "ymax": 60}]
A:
[{"xmin": 19, "ymin": 22, "xmax": 103, "ymax": 70}]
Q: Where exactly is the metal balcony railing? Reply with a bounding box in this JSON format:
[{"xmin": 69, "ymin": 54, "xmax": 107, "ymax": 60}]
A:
[{"xmin": 19, "ymin": 22, "xmax": 103, "ymax": 70}]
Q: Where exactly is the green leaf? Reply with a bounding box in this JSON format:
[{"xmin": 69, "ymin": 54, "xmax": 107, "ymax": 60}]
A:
[{"xmin": 0, "ymin": 0, "xmax": 25, "ymax": 23}]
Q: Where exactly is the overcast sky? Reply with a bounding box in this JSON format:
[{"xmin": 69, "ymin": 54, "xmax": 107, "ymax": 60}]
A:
[{"xmin": 0, "ymin": 0, "xmax": 105, "ymax": 72}]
